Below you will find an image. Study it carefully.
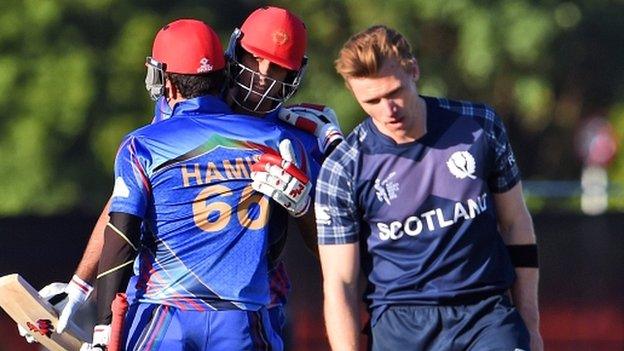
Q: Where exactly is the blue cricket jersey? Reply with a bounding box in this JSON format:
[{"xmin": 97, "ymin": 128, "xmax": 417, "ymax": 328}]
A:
[
  {"xmin": 315, "ymin": 96, "xmax": 520, "ymax": 322},
  {"xmin": 149, "ymin": 96, "xmax": 322, "ymax": 308},
  {"xmin": 110, "ymin": 95, "xmax": 317, "ymax": 311}
]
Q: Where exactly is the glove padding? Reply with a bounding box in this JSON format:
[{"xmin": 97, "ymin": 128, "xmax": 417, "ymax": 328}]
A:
[
  {"xmin": 251, "ymin": 139, "xmax": 312, "ymax": 217},
  {"xmin": 278, "ymin": 103, "xmax": 344, "ymax": 156}
]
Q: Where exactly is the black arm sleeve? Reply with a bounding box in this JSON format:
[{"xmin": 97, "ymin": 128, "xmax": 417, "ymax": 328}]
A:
[{"xmin": 96, "ymin": 212, "xmax": 141, "ymax": 325}]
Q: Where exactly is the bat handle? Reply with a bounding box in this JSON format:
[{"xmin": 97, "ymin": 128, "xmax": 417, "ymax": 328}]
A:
[{"xmin": 108, "ymin": 293, "xmax": 128, "ymax": 351}]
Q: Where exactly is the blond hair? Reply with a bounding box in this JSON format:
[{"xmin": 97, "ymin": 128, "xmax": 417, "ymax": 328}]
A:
[{"xmin": 335, "ymin": 25, "xmax": 415, "ymax": 80}]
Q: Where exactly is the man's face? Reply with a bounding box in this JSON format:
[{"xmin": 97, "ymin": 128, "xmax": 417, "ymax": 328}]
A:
[
  {"xmin": 347, "ymin": 59, "xmax": 421, "ymax": 143},
  {"xmin": 234, "ymin": 50, "xmax": 290, "ymax": 110}
]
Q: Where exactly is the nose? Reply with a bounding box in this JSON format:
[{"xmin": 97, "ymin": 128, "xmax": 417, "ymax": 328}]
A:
[
  {"xmin": 382, "ymin": 99, "xmax": 398, "ymax": 117},
  {"xmin": 256, "ymin": 59, "xmax": 272, "ymax": 85}
]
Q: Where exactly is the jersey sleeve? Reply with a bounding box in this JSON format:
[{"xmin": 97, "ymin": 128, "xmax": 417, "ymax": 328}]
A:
[
  {"xmin": 109, "ymin": 136, "xmax": 151, "ymax": 218},
  {"xmin": 314, "ymin": 142, "xmax": 360, "ymax": 244},
  {"xmin": 487, "ymin": 111, "xmax": 521, "ymax": 193}
]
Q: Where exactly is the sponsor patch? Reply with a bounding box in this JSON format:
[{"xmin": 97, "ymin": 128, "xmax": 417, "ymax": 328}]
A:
[{"xmin": 315, "ymin": 203, "xmax": 331, "ymax": 226}]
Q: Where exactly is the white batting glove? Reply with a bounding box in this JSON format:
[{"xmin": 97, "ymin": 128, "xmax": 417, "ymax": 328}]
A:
[
  {"xmin": 278, "ymin": 103, "xmax": 344, "ymax": 156},
  {"xmin": 17, "ymin": 282, "xmax": 67, "ymax": 343},
  {"xmin": 57, "ymin": 274, "xmax": 93, "ymax": 333},
  {"xmin": 251, "ymin": 139, "xmax": 312, "ymax": 217},
  {"xmin": 81, "ymin": 324, "xmax": 110, "ymax": 350}
]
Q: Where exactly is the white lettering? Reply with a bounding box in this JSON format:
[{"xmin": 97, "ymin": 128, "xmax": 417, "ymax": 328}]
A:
[
  {"xmin": 376, "ymin": 193, "xmax": 489, "ymax": 241},
  {"xmin": 436, "ymin": 208, "xmax": 454, "ymax": 228},
  {"xmin": 421, "ymin": 210, "xmax": 437, "ymax": 231},
  {"xmin": 377, "ymin": 222, "xmax": 391, "ymax": 241},
  {"xmin": 478, "ymin": 193, "xmax": 487, "ymax": 211},
  {"xmin": 467, "ymin": 198, "xmax": 481, "ymax": 218},
  {"xmin": 389, "ymin": 221, "xmax": 403, "ymax": 240},
  {"xmin": 404, "ymin": 216, "xmax": 423, "ymax": 236},
  {"xmin": 454, "ymin": 202, "xmax": 470, "ymax": 221}
]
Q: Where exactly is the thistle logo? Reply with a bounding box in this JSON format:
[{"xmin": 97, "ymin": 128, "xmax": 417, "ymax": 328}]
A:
[
  {"xmin": 374, "ymin": 172, "xmax": 399, "ymax": 205},
  {"xmin": 447, "ymin": 151, "xmax": 476, "ymax": 179}
]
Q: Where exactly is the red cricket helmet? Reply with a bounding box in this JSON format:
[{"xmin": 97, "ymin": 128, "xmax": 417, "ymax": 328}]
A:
[
  {"xmin": 225, "ymin": 7, "xmax": 308, "ymax": 113},
  {"xmin": 240, "ymin": 6, "xmax": 307, "ymax": 70},
  {"xmin": 145, "ymin": 19, "xmax": 225, "ymax": 100},
  {"xmin": 152, "ymin": 19, "xmax": 225, "ymax": 74}
]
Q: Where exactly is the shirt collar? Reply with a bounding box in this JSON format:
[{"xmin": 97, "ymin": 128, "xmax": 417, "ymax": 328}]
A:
[{"xmin": 171, "ymin": 95, "xmax": 233, "ymax": 118}]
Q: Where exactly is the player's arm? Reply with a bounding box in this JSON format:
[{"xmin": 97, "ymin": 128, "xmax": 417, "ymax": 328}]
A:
[
  {"xmin": 74, "ymin": 198, "xmax": 111, "ymax": 282},
  {"xmin": 278, "ymin": 103, "xmax": 344, "ymax": 157},
  {"xmin": 493, "ymin": 182, "xmax": 544, "ymax": 351},
  {"xmin": 96, "ymin": 212, "xmax": 140, "ymax": 324},
  {"xmin": 92, "ymin": 211, "xmax": 140, "ymax": 348},
  {"xmin": 294, "ymin": 210, "xmax": 319, "ymax": 258},
  {"xmin": 54, "ymin": 199, "xmax": 111, "ymax": 333},
  {"xmin": 274, "ymin": 104, "xmax": 345, "ymax": 256},
  {"xmin": 319, "ymin": 242, "xmax": 360, "ymax": 351},
  {"xmin": 315, "ymin": 140, "xmax": 363, "ymax": 350}
]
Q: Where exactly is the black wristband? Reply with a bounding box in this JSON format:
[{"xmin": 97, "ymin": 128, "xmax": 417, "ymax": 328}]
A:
[{"xmin": 506, "ymin": 244, "xmax": 539, "ymax": 268}]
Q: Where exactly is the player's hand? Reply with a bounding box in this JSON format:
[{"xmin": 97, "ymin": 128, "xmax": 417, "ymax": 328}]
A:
[
  {"xmin": 530, "ymin": 329, "xmax": 544, "ymax": 351},
  {"xmin": 251, "ymin": 139, "xmax": 312, "ymax": 217},
  {"xmin": 83, "ymin": 324, "xmax": 110, "ymax": 350},
  {"xmin": 17, "ymin": 282, "xmax": 67, "ymax": 343},
  {"xmin": 278, "ymin": 103, "xmax": 344, "ymax": 156},
  {"xmin": 56, "ymin": 275, "xmax": 93, "ymax": 333}
]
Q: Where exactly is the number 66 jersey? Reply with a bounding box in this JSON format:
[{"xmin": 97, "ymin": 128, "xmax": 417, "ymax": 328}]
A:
[{"xmin": 110, "ymin": 95, "xmax": 314, "ymax": 312}]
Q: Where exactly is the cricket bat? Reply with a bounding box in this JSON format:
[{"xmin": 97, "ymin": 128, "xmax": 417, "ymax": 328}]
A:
[{"xmin": 0, "ymin": 273, "xmax": 90, "ymax": 351}]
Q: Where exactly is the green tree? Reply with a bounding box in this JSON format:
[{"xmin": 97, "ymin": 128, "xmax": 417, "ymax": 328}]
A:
[{"xmin": 1, "ymin": 0, "xmax": 622, "ymax": 215}]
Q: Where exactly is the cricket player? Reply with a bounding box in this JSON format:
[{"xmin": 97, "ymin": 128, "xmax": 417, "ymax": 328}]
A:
[
  {"xmin": 88, "ymin": 19, "xmax": 317, "ymax": 350},
  {"xmin": 316, "ymin": 25, "xmax": 543, "ymax": 350},
  {"xmin": 224, "ymin": 6, "xmax": 343, "ymax": 338}
]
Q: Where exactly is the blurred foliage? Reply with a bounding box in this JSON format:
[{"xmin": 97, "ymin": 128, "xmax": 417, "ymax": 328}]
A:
[{"xmin": 0, "ymin": 0, "xmax": 622, "ymax": 215}]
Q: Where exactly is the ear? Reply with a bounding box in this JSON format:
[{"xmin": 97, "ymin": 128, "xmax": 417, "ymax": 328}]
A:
[
  {"xmin": 409, "ymin": 58, "xmax": 420, "ymax": 82},
  {"xmin": 165, "ymin": 78, "xmax": 178, "ymax": 100}
]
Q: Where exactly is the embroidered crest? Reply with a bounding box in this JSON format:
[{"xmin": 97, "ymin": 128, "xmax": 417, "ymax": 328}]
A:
[{"xmin": 447, "ymin": 151, "xmax": 476, "ymax": 179}]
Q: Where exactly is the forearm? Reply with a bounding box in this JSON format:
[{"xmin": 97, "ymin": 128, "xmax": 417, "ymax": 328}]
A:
[
  {"xmin": 503, "ymin": 221, "xmax": 541, "ymax": 332},
  {"xmin": 96, "ymin": 212, "xmax": 140, "ymax": 325},
  {"xmin": 512, "ymin": 268, "xmax": 540, "ymax": 331},
  {"xmin": 323, "ymin": 281, "xmax": 360, "ymax": 351},
  {"xmin": 75, "ymin": 199, "xmax": 111, "ymax": 283},
  {"xmin": 295, "ymin": 210, "xmax": 319, "ymax": 258}
]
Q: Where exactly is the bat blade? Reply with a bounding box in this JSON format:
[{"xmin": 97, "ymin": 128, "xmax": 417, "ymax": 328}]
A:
[{"xmin": 0, "ymin": 274, "xmax": 89, "ymax": 351}]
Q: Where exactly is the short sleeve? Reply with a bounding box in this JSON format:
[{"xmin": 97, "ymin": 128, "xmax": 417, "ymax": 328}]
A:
[
  {"xmin": 314, "ymin": 142, "xmax": 360, "ymax": 244},
  {"xmin": 109, "ymin": 136, "xmax": 151, "ymax": 218},
  {"xmin": 487, "ymin": 113, "xmax": 521, "ymax": 193}
]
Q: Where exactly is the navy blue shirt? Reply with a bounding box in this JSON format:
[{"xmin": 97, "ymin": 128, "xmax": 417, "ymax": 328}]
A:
[{"xmin": 315, "ymin": 96, "xmax": 520, "ymax": 320}]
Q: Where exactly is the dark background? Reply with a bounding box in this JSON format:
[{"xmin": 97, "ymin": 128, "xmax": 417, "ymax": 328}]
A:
[{"xmin": 1, "ymin": 212, "xmax": 622, "ymax": 350}]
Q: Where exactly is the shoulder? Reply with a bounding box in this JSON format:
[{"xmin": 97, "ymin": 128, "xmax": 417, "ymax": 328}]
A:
[
  {"xmin": 318, "ymin": 123, "xmax": 365, "ymax": 184},
  {"xmin": 328, "ymin": 122, "xmax": 366, "ymax": 164},
  {"xmin": 429, "ymin": 96, "xmax": 507, "ymax": 139}
]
